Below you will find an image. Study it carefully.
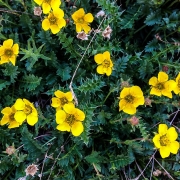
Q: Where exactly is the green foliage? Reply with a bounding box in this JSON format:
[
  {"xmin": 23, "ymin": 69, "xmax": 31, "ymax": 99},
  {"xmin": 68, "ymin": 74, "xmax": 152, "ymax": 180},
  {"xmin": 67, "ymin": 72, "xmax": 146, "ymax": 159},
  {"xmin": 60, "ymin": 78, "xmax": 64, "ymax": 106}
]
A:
[{"xmin": 0, "ymin": 0, "xmax": 179, "ymax": 179}]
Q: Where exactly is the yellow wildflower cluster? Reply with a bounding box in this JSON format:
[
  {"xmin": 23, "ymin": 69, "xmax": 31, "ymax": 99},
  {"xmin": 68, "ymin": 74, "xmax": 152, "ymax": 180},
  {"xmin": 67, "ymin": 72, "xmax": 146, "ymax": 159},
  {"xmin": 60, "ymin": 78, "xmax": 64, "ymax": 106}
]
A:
[
  {"xmin": 51, "ymin": 90, "xmax": 85, "ymax": 136},
  {"xmin": 34, "ymin": 0, "xmax": 66, "ymax": 34},
  {"xmin": 153, "ymin": 124, "xmax": 179, "ymax": 158},
  {"xmin": 118, "ymin": 71, "xmax": 180, "ymax": 115},
  {"xmin": 0, "ymin": 99, "xmax": 38, "ymax": 128},
  {"xmin": 0, "ymin": 39, "xmax": 19, "ymax": 66}
]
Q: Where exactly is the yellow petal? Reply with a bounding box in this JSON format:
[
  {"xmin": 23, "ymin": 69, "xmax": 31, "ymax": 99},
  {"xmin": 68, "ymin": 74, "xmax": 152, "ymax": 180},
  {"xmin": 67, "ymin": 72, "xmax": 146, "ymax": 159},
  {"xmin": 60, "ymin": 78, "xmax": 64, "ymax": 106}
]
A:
[
  {"xmin": 57, "ymin": 18, "xmax": 66, "ymax": 28},
  {"xmin": 120, "ymin": 87, "xmax": 130, "ymax": 99},
  {"xmin": 153, "ymin": 134, "xmax": 161, "ymax": 148},
  {"xmin": 63, "ymin": 103, "xmax": 76, "ymax": 114},
  {"xmin": 71, "ymin": 122, "xmax": 84, "ymax": 136},
  {"xmin": 164, "ymin": 80, "xmax": 176, "ymax": 91},
  {"xmin": 97, "ymin": 65, "xmax": 105, "ymax": 74},
  {"xmin": 119, "ymin": 99, "xmax": 127, "ymax": 111},
  {"xmin": 3, "ymin": 39, "xmax": 13, "ymax": 48},
  {"xmin": 56, "ymin": 122, "xmax": 71, "ymax": 132},
  {"xmin": 51, "ymin": 0, "xmax": 61, "ymax": 10},
  {"xmin": 27, "ymin": 114, "xmax": 38, "ymax": 126},
  {"xmin": 122, "ymin": 103, "xmax": 136, "ymax": 115},
  {"xmin": 0, "ymin": 46, "xmax": 5, "ymax": 56},
  {"xmin": 169, "ymin": 141, "xmax": 179, "ymax": 154},
  {"xmin": 75, "ymin": 23, "xmax": 82, "ymax": 32},
  {"xmin": 161, "ymin": 90, "xmax": 172, "ymax": 98},
  {"xmin": 9, "ymin": 55, "xmax": 16, "ymax": 66},
  {"xmin": 56, "ymin": 110, "xmax": 66, "ymax": 124},
  {"xmin": 94, "ymin": 54, "xmax": 104, "ymax": 64},
  {"xmin": 84, "ymin": 13, "xmax": 94, "ymax": 23},
  {"xmin": 1, "ymin": 116, "xmax": 9, "ymax": 125},
  {"xmin": 12, "ymin": 44, "xmax": 19, "ymax": 55},
  {"xmin": 158, "ymin": 71, "xmax": 168, "ymax": 82},
  {"xmin": 72, "ymin": 8, "xmax": 85, "ymax": 22},
  {"xmin": 105, "ymin": 67, "xmax": 112, "ymax": 76},
  {"xmin": 42, "ymin": 19, "xmax": 50, "ymax": 31},
  {"xmin": 150, "ymin": 87, "xmax": 161, "ymax": 96},
  {"xmin": 159, "ymin": 146, "xmax": 170, "ymax": 158},
  {"xmin": 14, "ymin": 111, "xmax": 26, "ymax": 123},
  {"xmin": 103, "ymin": 51, "xmax": 110, "ymax": 60},
  {"xmin": 1, "ymin": 55, "xmax": 9, "ymax": 63},
  {"xmin": 65, "ymin": 92, "xmax": 73, "ymax": 101},
  {"xmin": 34, "ymin": 0, "xmax": 43, "ymax": 5},
  {"xmin": 1, "ymin": 107, "xmax": 12, "ymax": 115},
  {"xmin": 133, "ymin": 96, "xmax": 144, "ymax": 107},
  {"xmin": 50, "ymin": 25, "xmax": 60, "ymax": 34},
  {"xmin": 167, "ymin": 127, "xmax": 178, "ymax": 141},
  {"xmin": 23, "ymin": 98, "xmax": 32, "ymax": 106},
  {"xmin": 158, "ymin": 124, "xmax": 168, "ymax": 135},
  {"xmin": 51, "ymin": 97, "xmax": 61, "ymax": 108},
  {"xmin": 81, "ymin": 23, "xmax": 91, "ymax": 33},
  {"xmin": 14, "ymin": 99, "xmax": 25, "ymax": 110},
  {"xmin": 149, "ymin": 77, "xmax": 158, "ymax": 86},
  {"xmin": 53, "ymin": 8, "xmax": 64, "ymax": 18},
  {"xmin": 175, "ymin": 73, "xmax": 180, "ymax": 82},
  {"xmin": 173, "ymin": 85, "xmax": 180, "ymax": 94},
  {"xmin": 130, "ymin": 86, "xmax": 143, "ymax": 97},
  {"xmin": 54, "ymin": 90, "xmax": 64, "ymax": 98},
  {"xmin": 74, "ymin": 108, "xmax": 85, "ymax": 121},
  {"xmin": 8, "ymin": 121, "xmax": 20, "ymax": 128},
  {"xmin": 42, "ymin": 2, "xmax": 51, "ymax": 14}
]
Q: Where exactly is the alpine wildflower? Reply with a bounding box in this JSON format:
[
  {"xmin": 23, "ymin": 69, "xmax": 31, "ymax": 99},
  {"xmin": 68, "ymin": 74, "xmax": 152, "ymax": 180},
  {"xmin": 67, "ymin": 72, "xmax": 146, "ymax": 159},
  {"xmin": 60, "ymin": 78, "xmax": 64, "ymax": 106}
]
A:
[
  {"xmin": 94, "ymin": 51, "xmax": 113, "ymax": 76},
  {"xmin": 153, "ymin": 124, "xmax": 179, "ymax": 158},
  {"xmin": 72, "ymin": 8, "xmax": 94, "ymax": 34},
  {"xmin": 149, "ymin": 71, "xmax": 176, "ymax": 98},
  {"xmin": 56, "ymin": 103, "xmax": 85, "ymax": 136},
  {"xmin": 34, "ymin": 0, "xmax": 61, "ymax": 14},
  {"xmin": 119, "ymin": 86, "xmax": 144, "ymax": 115},
  {"xmin": 42, "ymin": 8, "xmax": 66, "ymax": 34},
  {"xmin": 173, "ymin": 73, "xmax": 180, "ymax": 95},
  {"xmin": 51, "ymin": 90, "xmax": 73, "ymax": 110},
  {"xmin": 14, "ymin": 98, "xmax": 38, "ymax": 126},
  {"xmin": 0, "ymin": 106, "xmax": 21, "ymax": 128},
  {"xmin": 0, "ymin": 39, "xmax": 19, "ymax": 66}
]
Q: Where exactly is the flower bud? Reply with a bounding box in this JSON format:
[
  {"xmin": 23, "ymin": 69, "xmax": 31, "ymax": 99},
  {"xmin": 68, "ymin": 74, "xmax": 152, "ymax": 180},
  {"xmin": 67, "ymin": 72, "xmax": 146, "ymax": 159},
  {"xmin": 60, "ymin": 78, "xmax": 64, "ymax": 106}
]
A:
[
  {"xmin": 6, "ymin": 146, "xmax": 16, "ymax": 155},
  {"xmin": 129, "ymin": 116, "xmax": 139, "ymax": 126}
]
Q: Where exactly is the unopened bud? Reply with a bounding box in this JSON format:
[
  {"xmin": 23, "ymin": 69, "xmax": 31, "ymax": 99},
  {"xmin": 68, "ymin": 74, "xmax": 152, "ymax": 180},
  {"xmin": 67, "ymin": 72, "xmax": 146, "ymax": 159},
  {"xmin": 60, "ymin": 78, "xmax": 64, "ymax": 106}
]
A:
[
  {"xmin": 129, "ymin": 116, "xmax": 139, "ymax": 126},
  {"xmin": 145, "ymin": 97, "xmax": 152, "ymax": 106},
  {"xmin": 121, "ymin": 81, "xmax": 129, "ymax": 88},
  {"xmin": 25, "ymin": 164, "xmax": 39, "ymax": 177},
  {"xmin": 6, "ymin": 146, "xmax": 16, "ymax": 155},
  {"xmin": 162, "ymin": 65, "xmax": 168, "ymax": 72},
  {"xmin": 34, "ymin": 7, "xmax": 42, "ymax": 16}
]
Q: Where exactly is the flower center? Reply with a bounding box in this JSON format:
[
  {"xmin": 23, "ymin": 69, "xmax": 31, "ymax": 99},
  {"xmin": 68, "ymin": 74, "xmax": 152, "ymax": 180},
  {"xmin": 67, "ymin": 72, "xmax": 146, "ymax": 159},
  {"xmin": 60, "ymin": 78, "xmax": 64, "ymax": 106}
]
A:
[
  {"xmin": 5, "ymin": 49, "xmax": 13, "ymax": 57},
  {"xmin": 78, "ymin": 18, "xmax": 84, "ymax": 23},
  {"xmin": 49, "ymin": 15, "xmax": 57, "ymax": 25},
  {"xmin": 66, "ymin": 114, "xmax": 76, "ymax": 126},
  {"xmin": 160, "ymin": 134, "xmax": 170, "ymax": 146},
  {"xmin": 124, "ymin": 94, "xmax": 134, "ymax": 103},
  {"xmin": 102, "ymin": 59, "xmax": 110, "ymax": 68},
  {"xmin": 44, "ymin": 0, "xmax": 51, "ymax": 3},
  {"xmin": 60, "ymin": 97, "xmax": 68, "ymax": 106},
  {"xmin": 9, "ymin": 113, "xmax": 15, "ymax": 122},
  {"xmin": 178, "ymin": 79, "xmax": 180, "ymax": 89},
  {"xmin": 24, "ymin": 105, "xmax": 32, "ymax": 115},
  {"xmin": 156, "ymin": 83, "xmax": 164, "ymax": 90}
]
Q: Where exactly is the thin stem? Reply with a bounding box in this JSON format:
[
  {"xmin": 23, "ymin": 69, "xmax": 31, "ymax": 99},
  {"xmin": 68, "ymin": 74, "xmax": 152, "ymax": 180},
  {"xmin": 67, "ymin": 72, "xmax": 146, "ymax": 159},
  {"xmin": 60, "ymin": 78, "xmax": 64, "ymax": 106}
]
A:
[
  {"xmin": 154, "ymin": 158, "xmax": 175, "ymax": 180},
  {"xmin": 69, "ymin": 15, "xmax": 107, "ymax": 105},
  {"xmin": 170, "ymin": 109, "xmax": 180, "ymax": 125}
]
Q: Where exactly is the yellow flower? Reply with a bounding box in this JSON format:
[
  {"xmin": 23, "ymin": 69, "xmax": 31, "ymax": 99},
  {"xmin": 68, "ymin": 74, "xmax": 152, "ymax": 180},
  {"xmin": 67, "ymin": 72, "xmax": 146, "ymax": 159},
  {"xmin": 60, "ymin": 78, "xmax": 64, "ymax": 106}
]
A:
[
  {"xmin": 14, "ymin": 98, "xmax": 38, "ymax": 126},
  {"xmin": 34, "ymin": 0, "xmax": 61, "ymax": 14},
  {"xmin": 149, "ymin": 71, "xmax": 176, "ymax": 98},
  {"xmin": 94, "ymin": 51, "xmax": 113, "ymax": 76},
  {"xmin": 173, "ymin": 73, "xmax": 180, "ymax": 95},
  {"xmin": 153, "ymin": 124, "xmax": 179, "ymax": 158},
  {"xmin": 0, "ymin": 106, "xmax": 21, "ymax": 128},
  {"xmin": 0, "ymin": 39, "xmax": 19, "ymax": 66},
  {"xmin": 42, "ymin": 8, "xmax": 66, "ymax": 34},
  {"xmin": 56, "ymin": 103, "xmax": 85, "ymax": 136},
  {"xmin": 119, "ymin": 86, "xmax": 144, "ymax": 115},
  {"xmin": 51, "ymin": 90, "xmax": 73, "ymax": 110},
  {"xmin": 72, "ymin": 8, "xmax": 94, "ymax": 33}
]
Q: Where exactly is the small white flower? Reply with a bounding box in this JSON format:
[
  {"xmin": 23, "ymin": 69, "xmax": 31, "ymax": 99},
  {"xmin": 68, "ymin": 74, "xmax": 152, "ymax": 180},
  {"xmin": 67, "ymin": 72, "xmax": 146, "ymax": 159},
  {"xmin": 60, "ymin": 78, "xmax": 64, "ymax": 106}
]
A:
[
  {"xmin": 76, "ymin": 31, "xmax": 89, "ymax": 40},
  {"xmin": 96, "ymin": 10, "xmax": 105, "ymax": 18}
]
